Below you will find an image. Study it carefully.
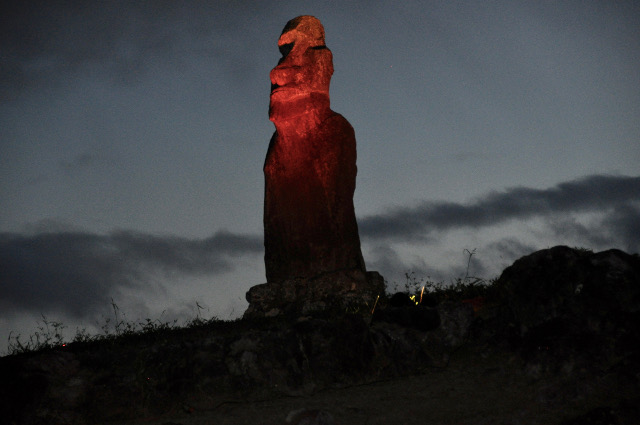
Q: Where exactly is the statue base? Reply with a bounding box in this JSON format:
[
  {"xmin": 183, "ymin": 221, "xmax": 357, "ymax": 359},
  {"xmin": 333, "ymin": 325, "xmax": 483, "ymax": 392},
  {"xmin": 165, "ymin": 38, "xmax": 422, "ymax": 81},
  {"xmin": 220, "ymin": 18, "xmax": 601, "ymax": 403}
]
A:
[{"xmin": 243, "ymin": 270, "xmax": 385, "ymax": 319}]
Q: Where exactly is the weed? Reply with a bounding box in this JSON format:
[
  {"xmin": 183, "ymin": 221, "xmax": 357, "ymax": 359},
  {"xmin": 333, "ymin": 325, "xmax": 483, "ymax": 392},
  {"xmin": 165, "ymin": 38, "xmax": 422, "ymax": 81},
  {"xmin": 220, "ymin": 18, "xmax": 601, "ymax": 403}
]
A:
[
  {"xmin": 391, "ymin": 248, "xmax": 494, "ymax": 304},
  {"xmin": 6, "ymin": 315, "xmax": 68, "ymax": 354},
  {"xmin": 4, "ymin": 301, "xmax": 220, "ymax": 357},
  {"xmin": 573, "ymin": 246, "xmax": 594, "ymax": 254}
]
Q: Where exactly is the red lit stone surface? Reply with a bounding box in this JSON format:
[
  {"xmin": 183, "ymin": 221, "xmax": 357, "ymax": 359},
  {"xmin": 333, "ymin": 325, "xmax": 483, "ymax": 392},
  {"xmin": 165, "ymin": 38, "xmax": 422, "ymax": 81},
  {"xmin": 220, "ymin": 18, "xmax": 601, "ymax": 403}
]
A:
[
  {"xmin": 245, "ymin": 16, "xmax": 384, "ymax": 318},
  {"xmin": 264, "ymin": 15, "xmax": 366, "ymax": 283}
]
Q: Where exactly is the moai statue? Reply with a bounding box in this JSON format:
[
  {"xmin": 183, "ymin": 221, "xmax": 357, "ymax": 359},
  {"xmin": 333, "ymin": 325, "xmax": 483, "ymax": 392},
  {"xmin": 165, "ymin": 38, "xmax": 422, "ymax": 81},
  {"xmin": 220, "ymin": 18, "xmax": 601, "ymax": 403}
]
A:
[
  {"xmin": 264, "ymin": 15, "xmax": 366, "ymax": 282},
  {"xmin": 245, "ymin": 16, "xmax": 383, "ymax": 318}
]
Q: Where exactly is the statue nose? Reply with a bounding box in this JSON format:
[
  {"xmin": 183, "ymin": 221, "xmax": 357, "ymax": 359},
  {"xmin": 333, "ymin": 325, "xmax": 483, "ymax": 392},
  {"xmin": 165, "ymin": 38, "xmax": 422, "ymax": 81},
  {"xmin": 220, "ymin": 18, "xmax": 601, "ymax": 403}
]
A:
[{"xmin": 279, "ymin": 42, "xmax": 294, "ymax": 58}]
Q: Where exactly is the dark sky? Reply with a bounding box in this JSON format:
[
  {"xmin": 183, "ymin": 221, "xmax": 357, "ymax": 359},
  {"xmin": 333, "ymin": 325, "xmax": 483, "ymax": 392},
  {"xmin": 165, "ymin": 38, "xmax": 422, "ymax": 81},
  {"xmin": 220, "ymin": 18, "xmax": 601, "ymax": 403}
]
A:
[{"xmin": 1, "ymin": 1, "xmax": 639, "ymax": 352}]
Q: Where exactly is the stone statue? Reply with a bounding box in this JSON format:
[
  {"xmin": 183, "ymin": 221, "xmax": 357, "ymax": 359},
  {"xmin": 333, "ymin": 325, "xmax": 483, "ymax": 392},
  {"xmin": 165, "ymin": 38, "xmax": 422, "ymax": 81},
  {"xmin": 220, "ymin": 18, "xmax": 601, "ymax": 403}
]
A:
[
  {"xmin": 244, "ymin": 16, "xmax": 383, "ymax": 318},
  {"xmin": 264, "ymin": 15, "xmax": 365, "ymax": 282}
]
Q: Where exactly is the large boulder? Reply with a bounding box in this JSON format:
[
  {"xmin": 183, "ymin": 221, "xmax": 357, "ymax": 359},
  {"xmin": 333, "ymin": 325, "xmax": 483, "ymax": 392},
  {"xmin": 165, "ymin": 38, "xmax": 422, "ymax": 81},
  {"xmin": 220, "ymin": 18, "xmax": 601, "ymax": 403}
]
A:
[{"xmin": 491, "ymin": 246, "xmax": 640, "ymax": 367}]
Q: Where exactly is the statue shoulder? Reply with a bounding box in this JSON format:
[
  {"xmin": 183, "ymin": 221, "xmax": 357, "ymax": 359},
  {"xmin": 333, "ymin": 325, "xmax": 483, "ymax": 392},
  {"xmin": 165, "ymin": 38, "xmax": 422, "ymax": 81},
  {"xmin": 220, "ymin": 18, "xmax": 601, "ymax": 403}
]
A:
[{"xmin": 321, "ymin": 111, "xmax": 355, "ymax": 135}]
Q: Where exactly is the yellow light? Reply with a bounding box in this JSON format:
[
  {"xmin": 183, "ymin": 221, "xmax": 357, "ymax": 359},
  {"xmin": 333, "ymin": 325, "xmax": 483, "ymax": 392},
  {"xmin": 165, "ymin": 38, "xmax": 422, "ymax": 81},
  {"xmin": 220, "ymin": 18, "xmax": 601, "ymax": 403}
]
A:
[{"xmin": 371, "ymin": 294, "xmax": 380, "ymax": 315}]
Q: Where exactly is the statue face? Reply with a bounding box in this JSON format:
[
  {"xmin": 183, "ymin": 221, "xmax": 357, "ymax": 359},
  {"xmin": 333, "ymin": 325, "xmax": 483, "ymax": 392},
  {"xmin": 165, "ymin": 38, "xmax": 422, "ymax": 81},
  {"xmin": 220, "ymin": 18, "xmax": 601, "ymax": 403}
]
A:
[{"xmin": 269, "ymin": 16, "xmax": 333, "ymax": 122}]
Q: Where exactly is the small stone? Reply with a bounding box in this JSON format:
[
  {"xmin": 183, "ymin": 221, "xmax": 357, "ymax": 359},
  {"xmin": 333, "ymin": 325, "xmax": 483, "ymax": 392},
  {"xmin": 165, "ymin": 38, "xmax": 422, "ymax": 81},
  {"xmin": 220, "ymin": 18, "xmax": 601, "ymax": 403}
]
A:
[{"xmin": 286, "ymin": 408, "xmax": 335, "ymax": 425}]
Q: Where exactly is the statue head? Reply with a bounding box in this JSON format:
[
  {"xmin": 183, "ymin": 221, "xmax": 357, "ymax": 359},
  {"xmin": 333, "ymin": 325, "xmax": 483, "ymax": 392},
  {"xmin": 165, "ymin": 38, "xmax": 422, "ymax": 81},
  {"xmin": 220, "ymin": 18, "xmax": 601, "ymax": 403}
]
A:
[
  {"xmin": 269, "ymin": 16, "xmax": 334, "ymax": 124},
  {"xmin": 278, "ymin": 15, "xmax": 326, "ymax": 53}
]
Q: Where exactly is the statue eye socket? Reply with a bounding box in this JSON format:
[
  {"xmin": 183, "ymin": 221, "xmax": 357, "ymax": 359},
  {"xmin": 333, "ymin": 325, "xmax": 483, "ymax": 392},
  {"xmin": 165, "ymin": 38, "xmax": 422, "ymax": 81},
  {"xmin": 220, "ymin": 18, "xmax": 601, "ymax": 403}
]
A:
[{"xmin": 279, "ymin": 42, "xmax": 294, "ymax": 57}]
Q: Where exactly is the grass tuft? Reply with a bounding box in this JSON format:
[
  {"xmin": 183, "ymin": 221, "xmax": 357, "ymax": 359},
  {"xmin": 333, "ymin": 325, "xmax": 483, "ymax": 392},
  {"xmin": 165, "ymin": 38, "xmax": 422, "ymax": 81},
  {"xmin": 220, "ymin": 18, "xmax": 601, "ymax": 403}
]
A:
[{"xmin": 5, "ymin": 300, "xmax": 222, "ymax": 356}]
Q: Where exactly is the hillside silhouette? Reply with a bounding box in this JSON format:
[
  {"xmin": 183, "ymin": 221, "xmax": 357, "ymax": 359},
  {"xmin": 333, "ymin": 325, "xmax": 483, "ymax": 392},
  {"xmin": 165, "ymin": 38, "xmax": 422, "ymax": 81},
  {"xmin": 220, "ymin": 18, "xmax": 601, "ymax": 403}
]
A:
[{"xmin": 1, "ymin": 246, "xmax": 639, "ymax": 425}]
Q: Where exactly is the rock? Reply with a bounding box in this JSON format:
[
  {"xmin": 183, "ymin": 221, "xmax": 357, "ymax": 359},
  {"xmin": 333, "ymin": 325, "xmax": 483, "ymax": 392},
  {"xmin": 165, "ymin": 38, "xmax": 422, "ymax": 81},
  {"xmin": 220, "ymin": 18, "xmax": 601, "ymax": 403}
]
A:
[
  {"xmin": 427, "ymin": 301, "xmax": 475, "ymax": 350},
  {"xmin": 263, "ymin": 15, "xmax": 366, "ymax": 282},
  {"xmin": 244, "ymin": 270, "xmax": 385, "ymax": 319},
  {"xmin": 384, "ymin": 306, "xmax": 441, "ymax": 332},
  {"xmin": 286, "ymin": 408, "xmax": 335, "ymax": 425},
  {"xmin": 491, "ymin": 246, "xmax": 640, "ymax": 368},
  {"xmin": 560, "ymin": 406, "xmax": 617, "ymax": 425},
  {"xmin": 373, "ymin": 292, "xmax": 441, "ymax": 332},
  {"xmin": 388, "ymin": 292, "xmax": 413, "ymax": 307}
]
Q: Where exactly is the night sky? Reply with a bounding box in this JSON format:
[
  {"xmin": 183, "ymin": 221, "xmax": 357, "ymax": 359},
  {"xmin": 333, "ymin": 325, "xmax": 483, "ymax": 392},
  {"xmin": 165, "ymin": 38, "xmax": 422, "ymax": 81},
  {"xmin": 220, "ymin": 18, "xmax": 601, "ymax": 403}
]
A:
[{"xmin": 1, "ymin": 1, "xmax": 639, "ymax": 352}]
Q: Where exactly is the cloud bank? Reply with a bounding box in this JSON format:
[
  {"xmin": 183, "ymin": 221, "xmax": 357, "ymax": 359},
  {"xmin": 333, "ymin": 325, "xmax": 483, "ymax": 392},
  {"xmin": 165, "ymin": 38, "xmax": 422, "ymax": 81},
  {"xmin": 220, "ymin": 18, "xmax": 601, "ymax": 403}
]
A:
[
  {"xmin": 1, "ymin": 174, "xmax": 637, "ymax": 321},
  {"xmin": 0, "ymin": 1, "xmax": 268, "ymax": 99},
  {"xmin": 0, "ymin": 230, "xmax": 261, "ymax": 319},
  {"xmin": 359, "ymin": 174, "xmax": 640, "ymax": 251}
]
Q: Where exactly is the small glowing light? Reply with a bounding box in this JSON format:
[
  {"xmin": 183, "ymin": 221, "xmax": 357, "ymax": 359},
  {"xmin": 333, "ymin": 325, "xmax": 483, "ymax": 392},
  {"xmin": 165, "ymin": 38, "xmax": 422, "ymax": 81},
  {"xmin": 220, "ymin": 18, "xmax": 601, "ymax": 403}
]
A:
[
  {"xmin": 371, "ymin": 295, "xmax": 380, "ymax": 315},
  {"xmin": 419, "ymin": 286, "xmax": 425, "ymax": 304}
]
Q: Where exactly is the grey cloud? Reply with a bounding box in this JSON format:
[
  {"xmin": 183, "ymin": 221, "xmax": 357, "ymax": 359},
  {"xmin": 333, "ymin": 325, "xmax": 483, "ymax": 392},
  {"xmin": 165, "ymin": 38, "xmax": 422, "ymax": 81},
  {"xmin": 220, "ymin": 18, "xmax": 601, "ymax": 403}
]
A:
[
  {"xmin": 484, "ymin": 238, "xmax": 538, "ymax": 263},
  {"xmin": 0, "ymin": 1, "xmax": 267, "ymax": 98},
  {"xmin": 359, "ymin": 175, "xmax": 639, "ymax": 285},
  {"xmin": 466, "ymin": 239, "xmax": 538, "ymax": 280},
  {"xmin": 545, "ymin": 216, "xmax": 612, "ymax": 249},
  {"xmin": 601, "ymin": 203, "xmax": 640, "ymax": 253},
  {"xmin": 365, "ymin": 245, "xmax": 430, "ymax": 287},
  {"xmin": 368, "ymin": 238, "xmax": 538, "ymax": 290},
  {"xmin": 2, "ymin": 174, "xmax": 637, "ymax": 320},
  {"xmin": 109, "ymin": 230, "xmax": 262, "ymax": 274},
  {"xmin": 0, "ymin": 230, "xmax": 262, "ymax": 319},
  {"xmin": 365, "ymin": 244, "xmax": 496, "ymax": 288},
  {"xmin": 359, "ymin": 175, "xmax": 640, "ymax": 245},
  {"xmin": 366, "ymin": 244, "xmax": 483, "ymax": 289}
]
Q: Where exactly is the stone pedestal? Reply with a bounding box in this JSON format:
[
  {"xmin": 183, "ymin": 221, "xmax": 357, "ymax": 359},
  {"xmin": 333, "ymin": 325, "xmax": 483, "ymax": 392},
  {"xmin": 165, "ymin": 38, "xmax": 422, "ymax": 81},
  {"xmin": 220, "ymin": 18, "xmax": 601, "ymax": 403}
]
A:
[{"xmin": 244, "ymin": 271, "xmax": 385, "ymax": 319}]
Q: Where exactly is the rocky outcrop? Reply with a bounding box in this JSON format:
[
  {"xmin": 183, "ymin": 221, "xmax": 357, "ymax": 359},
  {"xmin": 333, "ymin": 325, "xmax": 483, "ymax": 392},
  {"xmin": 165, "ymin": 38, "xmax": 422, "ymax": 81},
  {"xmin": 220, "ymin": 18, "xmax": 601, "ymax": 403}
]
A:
[
  {"xmin": 489, "ymin": 245, "xmax": 640, "ymax": 368},
  {"xmin": 0, "ymin": 313, "xmax": 453, "ymax": 425}
]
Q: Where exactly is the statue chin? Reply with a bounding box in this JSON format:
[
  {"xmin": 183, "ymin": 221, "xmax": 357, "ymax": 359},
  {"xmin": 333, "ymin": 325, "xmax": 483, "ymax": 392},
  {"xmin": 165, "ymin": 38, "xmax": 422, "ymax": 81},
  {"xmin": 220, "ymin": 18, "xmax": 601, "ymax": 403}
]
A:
[{"xmin": 269, "ymin": 92, "xmax": 330, "ymax": 124}]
